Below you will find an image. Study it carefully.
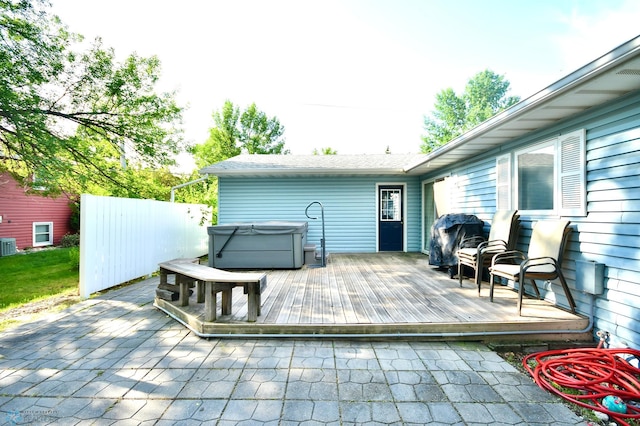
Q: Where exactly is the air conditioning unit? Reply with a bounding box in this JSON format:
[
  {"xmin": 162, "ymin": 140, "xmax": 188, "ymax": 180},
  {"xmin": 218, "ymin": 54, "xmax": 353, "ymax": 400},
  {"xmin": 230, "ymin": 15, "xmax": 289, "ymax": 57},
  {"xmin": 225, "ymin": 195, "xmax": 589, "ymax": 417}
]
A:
[{"xmin": 0, "ymin": 238, "xmax": 17, "ymax": 257}]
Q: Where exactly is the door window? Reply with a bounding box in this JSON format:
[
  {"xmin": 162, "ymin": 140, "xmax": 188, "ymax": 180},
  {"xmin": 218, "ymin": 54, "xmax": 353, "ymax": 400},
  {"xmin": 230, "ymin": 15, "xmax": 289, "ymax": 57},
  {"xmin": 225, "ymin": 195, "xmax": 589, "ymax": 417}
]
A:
[{"xmin": 380, "ymin": 189, "xmax": 401, "ymax": 221}]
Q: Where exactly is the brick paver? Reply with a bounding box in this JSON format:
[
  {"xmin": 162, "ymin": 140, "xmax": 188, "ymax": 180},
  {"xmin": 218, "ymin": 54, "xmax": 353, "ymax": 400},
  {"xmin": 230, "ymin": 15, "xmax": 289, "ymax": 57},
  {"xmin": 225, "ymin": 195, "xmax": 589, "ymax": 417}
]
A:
[{"xmin": 0, "ymin": 278, "xmax": 588, "ymax": 425}]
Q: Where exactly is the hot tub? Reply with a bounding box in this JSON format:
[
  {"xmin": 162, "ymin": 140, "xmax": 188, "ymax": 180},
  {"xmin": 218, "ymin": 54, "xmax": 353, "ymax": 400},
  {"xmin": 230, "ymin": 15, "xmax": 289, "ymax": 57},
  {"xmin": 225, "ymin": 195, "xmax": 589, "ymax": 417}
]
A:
[{"xmin": 208, "ymin": 221, "xmax": 308, "ymax": 269}]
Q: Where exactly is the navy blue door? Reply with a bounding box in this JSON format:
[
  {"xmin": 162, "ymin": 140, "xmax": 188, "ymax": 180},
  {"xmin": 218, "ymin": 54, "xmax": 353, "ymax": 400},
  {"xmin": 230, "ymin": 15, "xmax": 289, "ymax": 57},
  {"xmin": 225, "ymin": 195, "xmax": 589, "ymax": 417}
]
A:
[{"xmin": 378, "ymin": 186, "xmax": 403, "ymax": 251}]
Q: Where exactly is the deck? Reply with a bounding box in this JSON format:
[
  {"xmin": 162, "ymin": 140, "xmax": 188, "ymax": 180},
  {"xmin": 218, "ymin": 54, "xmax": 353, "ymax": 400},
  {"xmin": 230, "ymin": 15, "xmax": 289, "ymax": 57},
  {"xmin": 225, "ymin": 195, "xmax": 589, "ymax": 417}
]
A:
[{"xmin": 154, "ymin": 253, "xmax": 591, "ymax": 342}]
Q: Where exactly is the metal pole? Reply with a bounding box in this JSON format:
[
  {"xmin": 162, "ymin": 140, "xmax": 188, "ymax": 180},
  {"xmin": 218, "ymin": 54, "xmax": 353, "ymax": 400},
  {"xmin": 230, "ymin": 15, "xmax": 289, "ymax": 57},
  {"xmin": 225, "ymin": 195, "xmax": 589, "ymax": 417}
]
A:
[
  {"xmin": 170, "ymin": 174, "xmax": 209, "ymax": 202},
  {"xmin": 320, "ymin": 205, "xmax": 326, "ymax": 267},
  {"xmin": 305, "ymin": 201, "xmax": 326, "ymax": 267}
]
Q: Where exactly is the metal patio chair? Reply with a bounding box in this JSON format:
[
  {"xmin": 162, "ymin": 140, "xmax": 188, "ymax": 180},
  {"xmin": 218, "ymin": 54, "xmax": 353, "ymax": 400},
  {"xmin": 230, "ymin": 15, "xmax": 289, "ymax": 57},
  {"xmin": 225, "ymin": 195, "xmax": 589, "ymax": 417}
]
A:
[
  {"xmin": 488, "ymin": 219, "xmax": 576, "ymax": 315},
  {"xmin": 457, "ymin": 210, "xmax": 520, "ymax": 295}
]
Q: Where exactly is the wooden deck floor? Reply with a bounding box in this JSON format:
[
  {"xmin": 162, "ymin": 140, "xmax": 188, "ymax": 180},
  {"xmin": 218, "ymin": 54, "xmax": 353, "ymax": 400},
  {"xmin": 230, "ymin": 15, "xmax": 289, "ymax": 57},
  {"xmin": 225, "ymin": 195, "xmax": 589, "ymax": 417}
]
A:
[{"xmin": 154, "ymin": 253, "xmax": 591, "ymax": 341}]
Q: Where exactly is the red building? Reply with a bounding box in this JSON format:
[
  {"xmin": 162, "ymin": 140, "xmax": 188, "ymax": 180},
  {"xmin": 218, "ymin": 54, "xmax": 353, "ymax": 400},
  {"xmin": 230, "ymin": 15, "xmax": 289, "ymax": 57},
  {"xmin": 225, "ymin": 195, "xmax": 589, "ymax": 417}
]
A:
[{"xmin": 0, "ymin": 172, "xmax": 74, "ymax": 250}]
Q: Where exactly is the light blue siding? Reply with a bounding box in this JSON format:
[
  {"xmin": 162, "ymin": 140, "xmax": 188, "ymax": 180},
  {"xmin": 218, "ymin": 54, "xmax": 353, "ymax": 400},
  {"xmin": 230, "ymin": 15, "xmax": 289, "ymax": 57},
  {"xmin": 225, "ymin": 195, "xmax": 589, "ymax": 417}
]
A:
[
  {"xmin": 583, "ymin": 125, "xmax": 640, "ymax": 347},
  {"xmin": 420, "ymin": 90, "xmax": 640, "ymax": 348},
  {"xmin": 450, "ymin": 159, "xmax": 497, "ymax": 219},
  {"xmin": 218, "ymin": 175, "xmax": 422, "ymax": 253}
]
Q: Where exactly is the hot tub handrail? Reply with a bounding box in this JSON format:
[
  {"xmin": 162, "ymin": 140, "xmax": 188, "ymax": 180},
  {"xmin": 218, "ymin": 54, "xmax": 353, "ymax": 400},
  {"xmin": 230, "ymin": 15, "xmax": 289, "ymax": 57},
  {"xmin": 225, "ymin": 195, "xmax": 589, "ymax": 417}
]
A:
[
  {"xmin": 216, "ymin": 226, "xmax": 239, "ymax": 258},
  {"xmin": 305, "ymin": 201, "xmax": 326, "ymax": 267}
]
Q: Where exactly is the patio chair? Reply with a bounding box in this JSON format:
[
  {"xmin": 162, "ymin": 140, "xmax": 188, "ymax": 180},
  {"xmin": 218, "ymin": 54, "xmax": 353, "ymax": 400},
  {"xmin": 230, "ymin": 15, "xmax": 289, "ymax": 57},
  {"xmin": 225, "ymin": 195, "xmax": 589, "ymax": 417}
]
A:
[
  {"xmin": 488, "ymin": 219, "xmax": 576, "ymax": 316},
  {"xmin": 457, "ymin": 210, "xmax": 520, "ymax": 295}
]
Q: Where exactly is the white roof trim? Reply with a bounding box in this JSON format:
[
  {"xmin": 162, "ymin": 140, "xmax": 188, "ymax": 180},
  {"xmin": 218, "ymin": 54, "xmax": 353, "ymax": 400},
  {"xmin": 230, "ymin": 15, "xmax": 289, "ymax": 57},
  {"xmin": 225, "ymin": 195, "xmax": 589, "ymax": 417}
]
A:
[
  {"xmin": 201, "ymin": 154, "xmax": 428, "ymax": 177},
  {"xmin": 406, "ymin": 35, "xmax": 640, "ymax": 175}
]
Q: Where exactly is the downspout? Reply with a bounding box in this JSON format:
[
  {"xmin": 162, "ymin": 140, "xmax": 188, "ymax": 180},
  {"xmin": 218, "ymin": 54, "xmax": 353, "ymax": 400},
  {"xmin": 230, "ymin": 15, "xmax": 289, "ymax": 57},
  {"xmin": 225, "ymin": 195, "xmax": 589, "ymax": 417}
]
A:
[{"xmin": 170, "ymin": 174, "xmax": 209, "ymax": 202}]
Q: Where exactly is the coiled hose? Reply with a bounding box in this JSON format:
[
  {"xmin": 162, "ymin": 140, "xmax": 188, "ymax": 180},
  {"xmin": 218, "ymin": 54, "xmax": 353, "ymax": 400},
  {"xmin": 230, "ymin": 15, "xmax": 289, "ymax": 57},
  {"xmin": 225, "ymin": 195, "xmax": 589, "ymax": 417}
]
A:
[{"xmin": 523, "ymin": 347, "xmax": 640, "ymax": 425}]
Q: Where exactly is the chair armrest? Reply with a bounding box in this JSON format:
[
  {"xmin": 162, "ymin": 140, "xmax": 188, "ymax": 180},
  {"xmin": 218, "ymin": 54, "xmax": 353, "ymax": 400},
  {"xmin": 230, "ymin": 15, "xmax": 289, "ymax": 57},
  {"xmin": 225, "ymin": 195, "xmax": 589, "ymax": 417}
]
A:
[
  {"xmin": 460, "ymin": 235, "xmax": 486, "ymax": 248},
  {"xmin": 521, "ymin": 256, "xmax": 558, "ymax": 269},
  {"xmin": 478, "ymin": 239, "xmax": 508, "ymax": 253},
  {"xmin": 491, "ymin": 250, "xmax": 526, "ymax": 266}
]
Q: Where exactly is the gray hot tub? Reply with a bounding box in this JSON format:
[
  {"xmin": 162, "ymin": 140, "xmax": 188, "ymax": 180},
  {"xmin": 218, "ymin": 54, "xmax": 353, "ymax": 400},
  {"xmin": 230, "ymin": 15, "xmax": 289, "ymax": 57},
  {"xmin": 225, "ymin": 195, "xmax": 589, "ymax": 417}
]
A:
[{"xmin": 208, "ymin": 221, "xmax": 308, "ymax": 269}]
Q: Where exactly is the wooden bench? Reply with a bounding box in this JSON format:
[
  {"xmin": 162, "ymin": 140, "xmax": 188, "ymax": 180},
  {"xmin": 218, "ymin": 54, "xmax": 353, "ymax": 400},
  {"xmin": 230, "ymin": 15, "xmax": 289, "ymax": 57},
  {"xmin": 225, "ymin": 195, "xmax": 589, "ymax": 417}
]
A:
[
  {"xmin": 158, "ymin": 259, "xmax": 267, "ymax": 322},
  {"xmin": 157, "ymin": 258, "xmax": 201, "ymax": 303}
]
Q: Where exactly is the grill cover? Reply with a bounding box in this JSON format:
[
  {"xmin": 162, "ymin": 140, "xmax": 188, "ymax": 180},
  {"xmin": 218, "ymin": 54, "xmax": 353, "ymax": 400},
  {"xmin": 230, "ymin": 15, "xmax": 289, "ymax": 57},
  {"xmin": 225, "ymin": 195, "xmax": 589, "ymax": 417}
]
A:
[{"xmin": 429, "ymin": 214, "xmax": 484, "ymax": 267}]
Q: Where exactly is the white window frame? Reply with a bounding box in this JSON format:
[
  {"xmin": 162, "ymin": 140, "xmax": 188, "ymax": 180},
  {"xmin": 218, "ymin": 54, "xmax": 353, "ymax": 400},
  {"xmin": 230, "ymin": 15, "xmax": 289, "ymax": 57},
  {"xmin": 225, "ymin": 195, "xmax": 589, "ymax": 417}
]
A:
[
  {"xmin": 33, "ymin": 222, "xmax": 54, "ymax": 247},
  {"xmin": 32, "ymin": 173, "xmax": 47, "ymax": 191},
  {"xmin": 379, "ymin": 188, "xmax": 402, "ymax": 221},
  {"xmin": 496, "ymin": 129, "xmax": 586, "ymax": 217},
  {"xmin": 514, "ymin": 138, "xmax": 557, "ymax": 215}
]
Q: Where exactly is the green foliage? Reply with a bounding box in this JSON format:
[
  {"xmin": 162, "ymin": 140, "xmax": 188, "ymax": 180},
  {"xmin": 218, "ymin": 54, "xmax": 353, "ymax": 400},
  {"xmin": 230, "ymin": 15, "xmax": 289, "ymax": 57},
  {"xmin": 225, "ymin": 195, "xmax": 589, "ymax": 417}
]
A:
[
  {"xmin": 421, "ymin": 70, "xmax": 520, "ymax": 152},
  {"xmin": 60, "ymin": 233, "xmax": 79, "ymax": 247},
  {"xmin": 312, "ymin": 147, "xmax": 338, "ymax": 155},
  {"xmin": 68, "ymin": 199, "xmax": 80, "ymax": 232},
  {"xmin": 192, "ymin": 100, "xmax": 288, "ymax": 168},
  {"xmin": 68, "ymin": 246, "xmax": 79, "ymax": 268},
  {"xmin": 188, "ymin": 100, "xmax": 288, "ymax": 220},
  {"xmin": 0, "ymin": 248, "xmax": 79, "ymax": 311},
  {"xmin": 239, "ymin": 103, "xmax": 288, "ymax": 155},
  {"xmin": 0, "ymin": 0, "xmax": 185, "ymax": 195},
  {"xmin": 192, "ymin": 100, "xmax": 241, "ymax": 167},
  {"xmin": 172, "ymin": 170, "xmax": 218, "ymax": 224},
  {"xmin": 103, "ymin": 165, "xmax": 181, "ymax": 200}
]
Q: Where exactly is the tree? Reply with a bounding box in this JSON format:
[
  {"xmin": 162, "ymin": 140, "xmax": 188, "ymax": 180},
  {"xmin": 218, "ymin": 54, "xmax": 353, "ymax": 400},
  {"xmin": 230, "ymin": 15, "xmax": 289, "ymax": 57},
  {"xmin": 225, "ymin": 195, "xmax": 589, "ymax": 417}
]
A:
[
  {"xmin": 239, "ymin": 103, "xmax": 287, "ymax": 155},
  {"xmin": 171, "ymin": 170, "xmax": 219, "ymax": 223},
  {"xmin": 0, "ymin": 0, "xmax": 184, "ymax": 194},
  {"xmin": 87, "ymin": 166, "xmax": 181, "ymax": 200},
  {"xmin": 421, "ymin": 70, "xmax": 520, "ymax": 153},
  {"xmin": 192, "ymin": 100, "xmax": 288, "ymax": 168},
  {"xmin": 312, "ymin": 147, "xmax": 337, "ymax": 155}
]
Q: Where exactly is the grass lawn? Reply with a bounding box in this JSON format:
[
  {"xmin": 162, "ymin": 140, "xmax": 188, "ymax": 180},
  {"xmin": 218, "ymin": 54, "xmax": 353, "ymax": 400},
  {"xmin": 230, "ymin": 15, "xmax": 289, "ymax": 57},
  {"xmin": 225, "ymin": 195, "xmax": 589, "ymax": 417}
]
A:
[{"xmin": 0, "ymin": 248, "xmax": 79, "ymax": 328}]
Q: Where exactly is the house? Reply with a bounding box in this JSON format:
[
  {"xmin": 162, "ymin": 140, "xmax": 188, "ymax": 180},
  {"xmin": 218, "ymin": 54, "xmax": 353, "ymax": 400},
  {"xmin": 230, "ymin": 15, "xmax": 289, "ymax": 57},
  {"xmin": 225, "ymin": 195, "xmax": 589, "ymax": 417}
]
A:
[
  {"xmin": 0, "ymin": 172, "xmax": 74, "ymax": 251},
  {"xmin": 201, "ymin": 36, "xmax": 640, "ymax": 349},
  {"xmin": 201, "ymin": 153, "xmax": 428, "ymax": 252}
]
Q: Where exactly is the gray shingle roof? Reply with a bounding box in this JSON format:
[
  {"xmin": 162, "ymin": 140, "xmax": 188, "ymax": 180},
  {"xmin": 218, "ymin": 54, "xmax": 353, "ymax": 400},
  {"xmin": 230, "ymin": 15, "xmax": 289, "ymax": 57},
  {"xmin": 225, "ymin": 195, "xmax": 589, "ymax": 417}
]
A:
[{"xmin": 200, "ymin": 154, "xmax": 429, "ymax": 177}]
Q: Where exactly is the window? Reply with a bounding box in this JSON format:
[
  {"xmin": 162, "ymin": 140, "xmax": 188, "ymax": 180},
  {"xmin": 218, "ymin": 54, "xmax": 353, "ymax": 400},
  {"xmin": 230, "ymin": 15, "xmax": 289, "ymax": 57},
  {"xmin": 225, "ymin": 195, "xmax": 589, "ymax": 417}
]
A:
[
  {"xmin": 517, "ymin": 140, "xmax": 555, "ymax": 211},
  {"xmin": 496, "ymin": 129, "xmax": 586, "ymax": 216},
  {"xmin": 33, "ymin": 222, "xmax": 54, "ymax": 247},
  {"xmin": 31, "ymin": 173, "xmax": 48, "ymax": 191},
  {"xmin": 380, "ymin": 188, "xmax": 402, "ymax": 221}
]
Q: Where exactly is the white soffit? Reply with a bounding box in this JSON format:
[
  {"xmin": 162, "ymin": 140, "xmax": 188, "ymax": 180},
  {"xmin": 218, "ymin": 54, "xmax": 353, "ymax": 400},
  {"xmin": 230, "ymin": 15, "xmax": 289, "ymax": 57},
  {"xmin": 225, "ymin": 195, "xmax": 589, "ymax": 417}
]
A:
[{"xmin": 407, "ymin": 38, "xmax": 640, "ymax": 175}]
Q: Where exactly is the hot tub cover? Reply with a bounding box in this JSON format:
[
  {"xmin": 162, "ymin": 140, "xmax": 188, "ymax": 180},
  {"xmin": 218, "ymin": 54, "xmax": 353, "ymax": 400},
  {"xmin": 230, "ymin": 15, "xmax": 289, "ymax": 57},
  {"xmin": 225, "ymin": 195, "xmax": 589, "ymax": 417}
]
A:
[
  {"xmin": 208, "ymin": 221, "xmax": 308, "ymax": 235},
  {"xmin": 208, "ymin": 221, "xmax": 308, "ymax": 269}
]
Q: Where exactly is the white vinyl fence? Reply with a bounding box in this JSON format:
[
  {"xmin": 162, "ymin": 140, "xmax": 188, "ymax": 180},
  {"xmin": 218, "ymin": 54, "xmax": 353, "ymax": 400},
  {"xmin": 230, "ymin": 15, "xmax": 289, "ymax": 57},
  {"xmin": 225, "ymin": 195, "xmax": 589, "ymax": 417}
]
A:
[{"xmin": 79, "ymin": 194, "xmax": 210, "ymax": 298}]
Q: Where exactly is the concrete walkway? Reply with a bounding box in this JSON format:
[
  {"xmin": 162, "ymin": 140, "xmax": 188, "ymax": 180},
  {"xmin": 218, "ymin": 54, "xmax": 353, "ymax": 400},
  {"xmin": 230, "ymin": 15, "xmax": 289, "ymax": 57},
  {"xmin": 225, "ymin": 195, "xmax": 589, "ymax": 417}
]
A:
[{"xmin": 0, "ymin": 277, "xmax": 588, "ymax": 425}]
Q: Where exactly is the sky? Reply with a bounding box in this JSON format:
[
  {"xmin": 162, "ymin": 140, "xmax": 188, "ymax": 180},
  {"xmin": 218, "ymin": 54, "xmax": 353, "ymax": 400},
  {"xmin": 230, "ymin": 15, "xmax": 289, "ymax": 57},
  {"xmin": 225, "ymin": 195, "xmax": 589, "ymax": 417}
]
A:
[{"xmin": 49, "ymin": 0, "xmax": 640, "ymax": 171}]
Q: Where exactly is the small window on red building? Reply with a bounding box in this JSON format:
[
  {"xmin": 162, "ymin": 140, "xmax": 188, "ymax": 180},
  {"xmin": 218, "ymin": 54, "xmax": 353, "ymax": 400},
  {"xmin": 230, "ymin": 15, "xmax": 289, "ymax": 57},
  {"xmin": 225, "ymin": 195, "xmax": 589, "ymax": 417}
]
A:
[{"xmin": 33, "ymin": 222, "xmax": 53, "ymax": 247}]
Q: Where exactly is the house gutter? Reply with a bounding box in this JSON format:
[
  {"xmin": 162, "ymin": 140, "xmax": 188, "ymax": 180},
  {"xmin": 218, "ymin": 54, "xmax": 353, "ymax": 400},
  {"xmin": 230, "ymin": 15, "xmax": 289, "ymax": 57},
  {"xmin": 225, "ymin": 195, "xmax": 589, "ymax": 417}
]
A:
[
  {"xmin": 405, "ymin": 35, "xmax": 640, "ymax": 174},
  {"xmin": 203, "ymin": 168, "xmax": 413, "ymax": 178},
  {"xmin": 170, "ymin": 174, "xmax": 209, "ymax": 202}
]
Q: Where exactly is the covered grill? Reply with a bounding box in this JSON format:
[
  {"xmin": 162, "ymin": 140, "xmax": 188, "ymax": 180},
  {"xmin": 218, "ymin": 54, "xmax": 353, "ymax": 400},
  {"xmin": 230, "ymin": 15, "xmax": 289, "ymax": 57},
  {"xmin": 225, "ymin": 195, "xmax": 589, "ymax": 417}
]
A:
[{"xmin": 429, "ymin": 213, "xmax": 484, "ymax": 277}]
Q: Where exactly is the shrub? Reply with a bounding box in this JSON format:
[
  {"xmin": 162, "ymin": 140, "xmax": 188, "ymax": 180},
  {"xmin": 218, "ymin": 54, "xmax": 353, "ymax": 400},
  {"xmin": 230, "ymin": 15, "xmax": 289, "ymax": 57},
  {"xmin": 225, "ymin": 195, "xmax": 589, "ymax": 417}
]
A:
[
  {"xmin": 60, "ymin": 233, "xmax": 80, "ymax": 247},
  {"xmin": 69, "ymin": 200, "xmax": 80, "ymax": 233},
  {"xmin": 68, "ymin": 246, "xmax": 80, "ymax": 269}
]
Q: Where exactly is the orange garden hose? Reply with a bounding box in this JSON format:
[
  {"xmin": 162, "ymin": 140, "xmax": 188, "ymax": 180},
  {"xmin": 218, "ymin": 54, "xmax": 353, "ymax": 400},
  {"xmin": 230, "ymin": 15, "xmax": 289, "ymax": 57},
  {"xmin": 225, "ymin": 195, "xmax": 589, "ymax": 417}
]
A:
[{"xmin": 523, "ymin": 347, "xmax": 640, "ymax": 426}]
